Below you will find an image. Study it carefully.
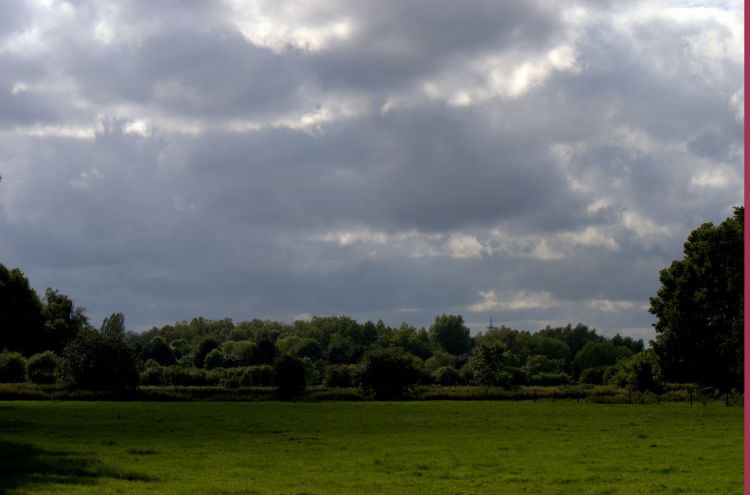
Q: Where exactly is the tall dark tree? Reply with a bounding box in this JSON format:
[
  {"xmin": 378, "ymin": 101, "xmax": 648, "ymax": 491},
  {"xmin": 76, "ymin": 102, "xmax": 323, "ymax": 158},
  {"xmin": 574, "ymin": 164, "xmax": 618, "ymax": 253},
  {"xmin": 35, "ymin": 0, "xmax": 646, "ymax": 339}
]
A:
[
  {"xmin": 100, "ymin": 312, "xmax": 126, "ymax": 337},
  {"xmin": 60, "ymin": 329, "xmax": 138, "ymax": 391},
  {"xmin": 429, "ymin": 314, "xmax": 471, "ymax": 355},
  {"xmin": 0, "ymin": 264, "xmax": 44, "ymax": 355},
  {"xmin": 650, "ymin": 207, "xmax": 743, "ymax": 389},
  {"xmin": 42, "ymin": 289, "xmax": 90, "ymax": 354}
]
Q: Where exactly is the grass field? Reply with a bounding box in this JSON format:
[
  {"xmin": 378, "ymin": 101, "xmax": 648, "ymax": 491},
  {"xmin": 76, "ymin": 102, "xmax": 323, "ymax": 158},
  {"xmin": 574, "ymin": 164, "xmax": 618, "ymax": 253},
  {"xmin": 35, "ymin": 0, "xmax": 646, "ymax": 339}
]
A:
[{"xmin": 0, "ymin": 400, "xmax": 741, "ymax": 494}]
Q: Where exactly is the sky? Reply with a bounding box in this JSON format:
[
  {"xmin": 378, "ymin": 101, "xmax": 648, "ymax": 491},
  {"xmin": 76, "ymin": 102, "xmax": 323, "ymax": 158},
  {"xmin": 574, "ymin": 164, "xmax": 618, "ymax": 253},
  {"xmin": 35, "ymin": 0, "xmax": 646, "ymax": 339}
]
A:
[{"xmin": 0, "ymin": 0, "xmax": 743, "ymax": 340}]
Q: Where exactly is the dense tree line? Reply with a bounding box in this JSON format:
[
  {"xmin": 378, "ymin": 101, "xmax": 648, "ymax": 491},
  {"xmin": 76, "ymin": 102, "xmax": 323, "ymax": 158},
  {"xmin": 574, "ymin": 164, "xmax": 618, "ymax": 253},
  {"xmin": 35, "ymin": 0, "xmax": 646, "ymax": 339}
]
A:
[{"xmin": 0, "ymin": 208, "xmax": 742, "ymax": 398}]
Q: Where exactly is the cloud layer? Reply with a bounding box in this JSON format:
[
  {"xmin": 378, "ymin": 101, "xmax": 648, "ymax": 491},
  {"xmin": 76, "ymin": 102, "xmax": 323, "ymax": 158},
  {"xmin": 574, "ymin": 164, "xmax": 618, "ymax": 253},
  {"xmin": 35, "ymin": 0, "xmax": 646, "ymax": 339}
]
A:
[{"xmin": 0, "ymin": 0, "xmax": 742, "ymax": 339}]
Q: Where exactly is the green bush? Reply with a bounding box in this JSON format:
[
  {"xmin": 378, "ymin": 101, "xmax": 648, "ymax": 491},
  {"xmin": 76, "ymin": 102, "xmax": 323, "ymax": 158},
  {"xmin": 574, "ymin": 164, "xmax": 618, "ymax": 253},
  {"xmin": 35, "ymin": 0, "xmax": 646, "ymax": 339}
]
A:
[
  {"xmin": 528, "ymin": 372, "xmax": 569, "ymax": 386},
  {"xmin": 324, "ymin": 365, "xmax": 354, "ymax": 388},
  {"xmin": 358, "ymin": 348, "xmax": 422, "ymax": 399},
  {"xmin": 194, "ymin": 337, "xmax": 219, "ymax": 368},
  {"xmin": 579, "ymin": 367, "xmax": 606, "ymax": 385},
  {"xmin": 140, "ymin": 366, "xmax": 167, "ymax": 386},
  {"xmin": 27, "ymin": 351, "xmax": 58, "ymax": 384},
  {"xmin": 273, "ymin": 355, "xmax": 307, "ymax": 400},
  {"xmin": 433, "ymin": 366, "xmax": 462, "ymax": 386},
  {"xmin": 240, "ymin": 365, "xmax": 274, "ymax": 387},
  {"xmin": 60, "ymin": 330, "xmax": 139, "ymax": 391},
  {"xmin": 203, "ymin": 349, "xmax": 225, "ymax": 370},
  {"xmin": 0, "ymin": 351, "xmax": 26, "ymax": 383}
]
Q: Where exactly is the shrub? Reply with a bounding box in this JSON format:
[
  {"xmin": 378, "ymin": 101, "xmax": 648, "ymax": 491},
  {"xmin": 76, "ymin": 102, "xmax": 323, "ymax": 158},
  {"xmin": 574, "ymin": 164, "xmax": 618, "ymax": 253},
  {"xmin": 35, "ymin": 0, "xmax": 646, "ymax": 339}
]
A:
[
  {"xmin": 606, "ymin": 350, "xmax": 664, "ymax": 392},
  {"xmin": 433, "ymin": 366, "xmax": 462, "ymax": 386},
  {"xmin": 27, "ymin": 351, "xmax": 58, "ymax": 384},
  {"xmin": 203, "ymin": 349, "xmax": 225, "ymax": 370},
  {"xmin": 194, "ymin": 337, "xmax": 219, "ymax": 368},
  {"xmin": 240, "ymin": 365, "xmax": 274, "ymax": 387},
  {"xmin": 425, "ymin": 350, "xmax": 456, "ymax": 372},
  {"xmin": 0, "ymin": 351, "xmax": 26, "ymax": 383},
  {"xmin": 146, "ymin": 336, "xmax": 175, "ymax": 366},
  {"xmin": 358, "ymin": 348, "xmax": 422, "ymax": 399},
  {"xmin": 140, "ymin": 366, "xmax": 166, "ymax": 386},
  {"xmin": 579, "ymin": 367, "xmax": 606, "ymax": 385},
  {"xmin": 61, "ymin": 330, "xmax": 139, "ymax": 391},
  {"xmin": 273, "ymin": 355, "xmax": 307, "ymax": 400},
  {"xmin": 528, "ymin": 372, "xmax": 569, "ymax": 386},
  {"xmin": 324, "ymin": 365, "xmax": 354, "ymax": 388}
]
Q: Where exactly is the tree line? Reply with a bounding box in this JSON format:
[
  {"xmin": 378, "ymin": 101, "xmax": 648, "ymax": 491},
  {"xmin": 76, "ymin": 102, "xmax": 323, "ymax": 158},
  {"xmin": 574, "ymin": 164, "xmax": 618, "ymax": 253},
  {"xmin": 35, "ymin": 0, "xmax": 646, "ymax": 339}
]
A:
[{"xmin": 0, "ymin": 207, "xmax": 742, "ymax": 399}]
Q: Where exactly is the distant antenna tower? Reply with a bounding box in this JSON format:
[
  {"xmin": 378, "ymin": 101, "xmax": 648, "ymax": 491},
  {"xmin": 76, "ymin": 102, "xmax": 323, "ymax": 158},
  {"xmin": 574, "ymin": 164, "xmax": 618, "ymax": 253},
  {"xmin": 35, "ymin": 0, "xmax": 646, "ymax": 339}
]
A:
[{"xmin": 487, "ymin": 316, "xmax": 495, "ymax": 330}]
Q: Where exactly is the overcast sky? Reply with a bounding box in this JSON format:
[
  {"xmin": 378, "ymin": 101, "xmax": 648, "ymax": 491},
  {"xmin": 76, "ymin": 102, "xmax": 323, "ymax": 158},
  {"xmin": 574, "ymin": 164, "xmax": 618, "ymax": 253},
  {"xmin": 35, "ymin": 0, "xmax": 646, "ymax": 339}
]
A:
[{"xmin": 0, "ymin": 1, "xmax": 742, "ymax": 340}]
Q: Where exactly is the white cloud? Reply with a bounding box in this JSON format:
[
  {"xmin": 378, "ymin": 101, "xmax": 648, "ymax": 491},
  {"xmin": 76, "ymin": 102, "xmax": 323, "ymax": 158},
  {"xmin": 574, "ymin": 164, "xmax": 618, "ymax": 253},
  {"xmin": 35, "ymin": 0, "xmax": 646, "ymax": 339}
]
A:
[
  {"xmin": 122, "ymin": 119, "xmax": 152, "ymax": 137},
  {"xmin": 621, "ymin": 210, "xmax": 678, "ymax": 245},
  {"xmin": 589, "ymin": 298, "xmax": 636, "ymax": 313},
  {"xmin": 447, "ymin": 234, "xmax": 485, "ymax": 259},
  {"xmin": 467, "ymin": 290, "xmax": 558, "ymax": 312},
  {"xmin": 560, "ymin": 227, "xmax": 619, "ymax": 250},
  {"xmin": 689, "ymin": 168, "xmax": 732, "ymax": 189},
  {"xmin": 68, "ymin": 168, "xmax": 101, "ymax": 191}
]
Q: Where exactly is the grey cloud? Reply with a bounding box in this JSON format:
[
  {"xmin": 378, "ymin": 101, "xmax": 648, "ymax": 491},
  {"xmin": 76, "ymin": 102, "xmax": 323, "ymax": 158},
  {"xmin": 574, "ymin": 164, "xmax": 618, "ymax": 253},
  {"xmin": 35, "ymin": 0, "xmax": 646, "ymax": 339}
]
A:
[
  {"xmin": 309, "ymin": 0, "xmax": 563, "ymax": 91},
  {"xmin": 0, "ymin": 1, "xmax": 742, "ymax": 337}
]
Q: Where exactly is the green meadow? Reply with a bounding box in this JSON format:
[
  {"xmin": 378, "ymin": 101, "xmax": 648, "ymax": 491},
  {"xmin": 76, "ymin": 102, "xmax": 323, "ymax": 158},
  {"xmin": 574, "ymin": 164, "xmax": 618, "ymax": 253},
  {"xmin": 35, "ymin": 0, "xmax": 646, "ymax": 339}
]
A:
[{"xmin": 0, "ymin": 400, "xmax": 742, "ymax": 494}]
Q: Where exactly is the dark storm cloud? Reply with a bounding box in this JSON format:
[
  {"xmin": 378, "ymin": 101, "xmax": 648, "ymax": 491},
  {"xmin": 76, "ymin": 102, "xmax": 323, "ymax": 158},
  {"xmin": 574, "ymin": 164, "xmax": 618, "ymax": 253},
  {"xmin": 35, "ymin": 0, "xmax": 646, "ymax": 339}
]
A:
[
  {"xmin": 0, "ymin": 1, "xmax": 741, "ymax": 338},
  {"xmin": 307, "ymin": 0, "xmax": 562, "ymax": 91}
]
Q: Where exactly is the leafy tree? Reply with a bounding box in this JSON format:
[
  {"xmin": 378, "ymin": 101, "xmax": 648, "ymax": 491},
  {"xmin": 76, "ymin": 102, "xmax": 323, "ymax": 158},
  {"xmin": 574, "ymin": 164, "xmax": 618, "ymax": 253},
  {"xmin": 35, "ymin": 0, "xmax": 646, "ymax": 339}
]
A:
[
  {"xmin": 575, "ymin": 341, "xmax": 632, "ymax": 372},
  {"xmin": 537, "ymin": 323, "xmax": 603, "ymax": 359},
  {"xmin": 42, "ymin": 289, "xmax": 90, "ymax": 354},
  {"xmin": 146, "ymin": 336, "xmax": 175, "ymax": 366},
  {"xmin": 100, "ymin": 312, "xmax": 126, "ymax": 337},
  {"xmin": 0, "ymin": 351, "xmax": 27, "ymax": 383},
  {"xmin": 433, "ymin": 366, "xmax": 462, "ymax": 386},
  {"xmin": 254, "ymin": 336, "xmax": 278, "ymax": 365},
  {"xmin": 425, "ymin": 349, "xmax": 456, "ymax": 372},
  {"xmin": 0, "ymin": 264, "xmax": 45, "ymax": 355},
  {"xmin": 579, "ymin": 367, "xmax": 606, "ymax": 385},
  {"xmin": 203, "ymin": 348, "xmax": 225, "ymax": 370},
  {"xmin": 327, "ymin": 333, "xmax": 357, "ymax": 364},
  {"xmin": 610, "ymin": 334, "xmax": 644, "ymax": 354},
  {"xmin": 60, "ymin": 329, "xmax": 138, "ymax": 391},
  {"xmin": 606, "ymin": 350, "xmax": 663, "ymax": 392},
  {"xmin": 470, "ymin": 342, "xmax": 516, "ymax": 388},
  {"xmin": 194, "ymin": 337, "xmax": 220, "ymax": 368},
  {"xmin": 169, "ymin": 339, "xmax": 191, "ymax": 360},
  {"xmin": 27, "ymin": 351, "xmax": 58, "ymax": 384},
  {"xmin": 429, "ymin": 314, "xmax": 471, "ymax": 355},
  {"xmin": 273, "ymin": 354, "xmax": 307, "ymax": 400},
  {"xmin": 290, "ymin": 338, "xmax": 323, "ymax": 361},
  {"xmin": 324, "ymin": 365, "xmax": 354, "ymax": 388},
  {"xmin": 358, "ymin": 348, "xmax": 422, "ymax": 399},
  {"xmin": 389, "ymin": 324, "xmax": 432, "ymax": 360},
  {"xmin": 650, "ymin": 207, "xmax": 743, "ymax": 389}
]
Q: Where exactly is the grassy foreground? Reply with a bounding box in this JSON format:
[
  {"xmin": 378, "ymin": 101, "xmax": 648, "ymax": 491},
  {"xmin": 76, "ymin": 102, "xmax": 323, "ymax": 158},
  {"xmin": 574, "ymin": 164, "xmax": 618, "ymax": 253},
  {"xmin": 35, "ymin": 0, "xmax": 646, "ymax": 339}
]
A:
[{"xmin": 0, "ymin": 400, "xmax": 741, "ymax": 494}]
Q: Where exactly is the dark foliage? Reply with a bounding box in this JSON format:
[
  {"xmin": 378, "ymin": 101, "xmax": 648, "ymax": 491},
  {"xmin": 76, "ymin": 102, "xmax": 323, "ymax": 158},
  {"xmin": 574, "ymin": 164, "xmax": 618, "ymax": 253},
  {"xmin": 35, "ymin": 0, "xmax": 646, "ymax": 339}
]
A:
[
  {"xmin": 61, "ymin": 330, "xmax": 138, "ymax": 391},
  {"xmin": 650, "ymin": 207, "xmax": 743, "ymax": 389},
  {"xmin": 273, "ymin": 354, "xmax": 307, "ymax": 400},
  {"xmin": 358, "ymin": 348, "xmax": 422, "ymax": 399},
  {"xmin": 429, "ymin": 314, "xmax": 471, "ymax": 355},
  {"xmin": 27, "ymin": 351, "xmax": 58, "ymax": 384},
  {"xmin": 193, "ymin": 337, "xmax": 219, "ymax": 368},
  {"xmin": 0, "ymin": 351, "xmax": 26, "ymax": 383},
  {"xmin": 0, "ymin": 264, "xmax": 45, "ymax": 355}
]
